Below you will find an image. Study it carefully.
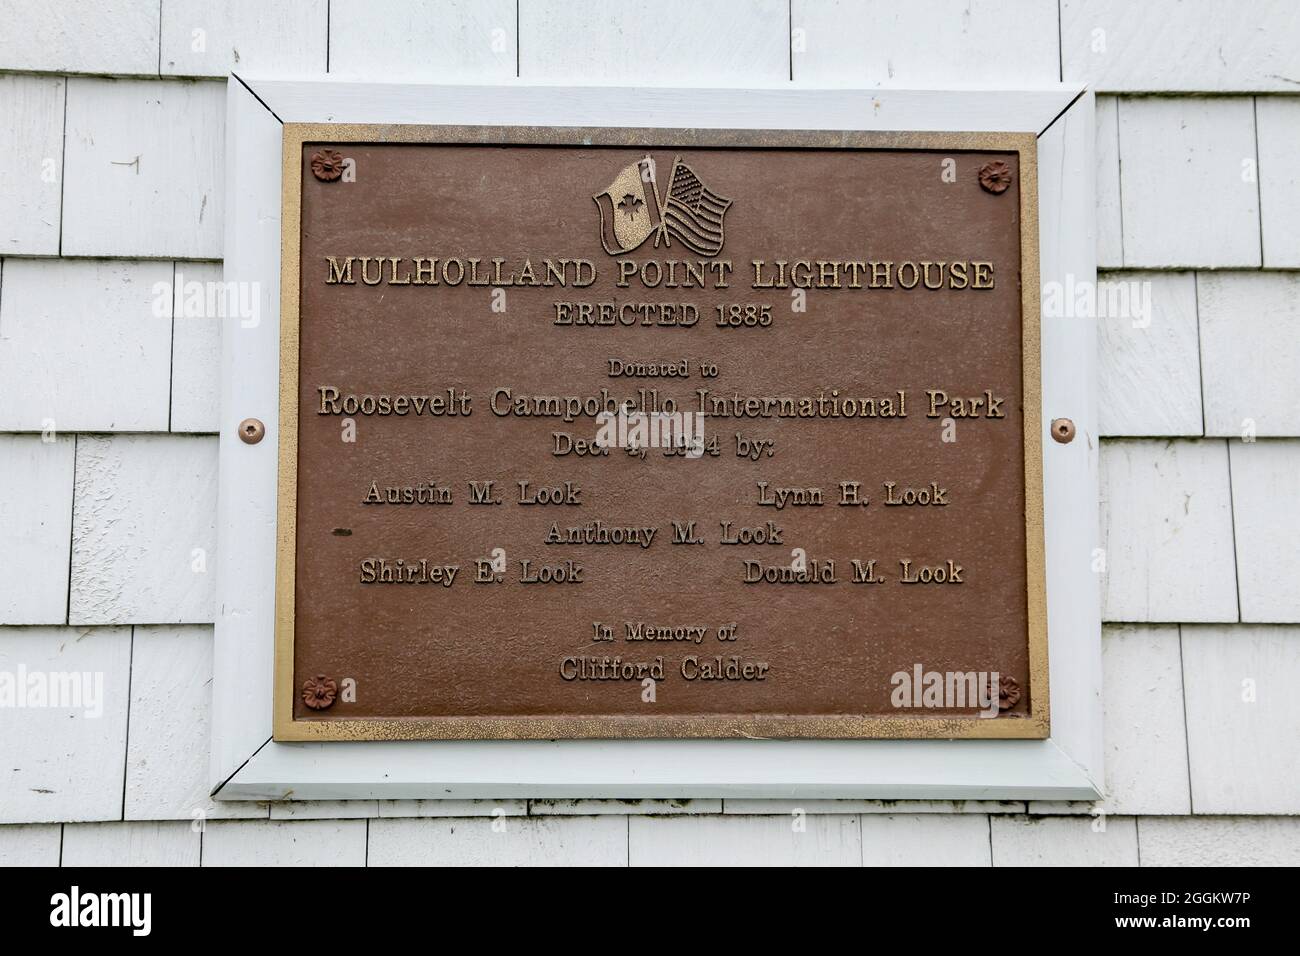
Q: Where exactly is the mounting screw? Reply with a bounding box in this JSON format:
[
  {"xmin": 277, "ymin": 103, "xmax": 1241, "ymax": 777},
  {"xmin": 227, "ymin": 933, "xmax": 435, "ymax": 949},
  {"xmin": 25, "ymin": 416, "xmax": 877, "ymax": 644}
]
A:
[
  {"xmin": 978, "ymin": 160, "xmax": 1014, "ymax": 194},
  {"xmin": 310, "ymin": 148, "xmax": 345, "ymax": 182},
  {"xmin": 998, "ymin": 675, "xmax": 1022, "ymax": 710},
  {"xmin": 238, "ymin": 418, "xmax": 265, "ymax": 444},
  {"xmin": 302, "ymin": 675, "xmax": 337, "ymax": 710},
  {"xmin": 1050, "ymin": 418, "xmax": 1076, "ymax": 444}
]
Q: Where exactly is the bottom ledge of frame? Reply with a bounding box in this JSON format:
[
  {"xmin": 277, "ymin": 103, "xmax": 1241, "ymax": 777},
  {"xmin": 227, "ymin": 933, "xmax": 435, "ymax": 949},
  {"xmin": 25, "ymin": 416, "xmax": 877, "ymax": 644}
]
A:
[{"xmin": 212, "ymin": 737, "xmax": 1101, "ymax": 803}]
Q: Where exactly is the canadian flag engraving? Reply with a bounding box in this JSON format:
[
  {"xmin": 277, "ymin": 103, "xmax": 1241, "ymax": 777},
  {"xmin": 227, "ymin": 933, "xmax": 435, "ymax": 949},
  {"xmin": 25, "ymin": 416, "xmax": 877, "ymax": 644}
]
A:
[{"xmin": 593, "ymin": 157, "xmax": 663, "ymax": 255}]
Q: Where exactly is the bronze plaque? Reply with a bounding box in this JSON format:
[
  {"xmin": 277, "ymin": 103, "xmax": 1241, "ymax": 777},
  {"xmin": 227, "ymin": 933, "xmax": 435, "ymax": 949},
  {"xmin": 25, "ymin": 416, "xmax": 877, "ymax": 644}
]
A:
[{"xmin": 273, "ymin": 126, "xmax": 1048, "ymax": 741}]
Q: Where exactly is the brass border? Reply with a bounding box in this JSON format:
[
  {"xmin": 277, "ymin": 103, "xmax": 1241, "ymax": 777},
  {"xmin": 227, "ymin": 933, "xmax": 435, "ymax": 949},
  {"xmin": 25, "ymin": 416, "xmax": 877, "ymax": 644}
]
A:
[{"xmin": 274, "ymin": 124, "xmax": 1048, "ymax": 742}]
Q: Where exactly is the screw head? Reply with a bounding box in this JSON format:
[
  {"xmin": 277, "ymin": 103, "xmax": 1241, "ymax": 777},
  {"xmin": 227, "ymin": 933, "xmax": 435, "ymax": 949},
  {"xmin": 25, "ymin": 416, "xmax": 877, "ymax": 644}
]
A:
[
  {"xmin": 998, "ymin": 675, "xmax": 1022, "ymax": 710},
  {"xmin": 978, "ymin": 160, "xmax": 1014, "ymax": 194},
  {"xmin": 310, "ymin": 149, "xmax": 345, "ymax": 182},
  {"xmin": 1050, "ymin": 418, "xmax": 1076, "ymax": 444},
  {"xmin": 302, "ymin": 675, "xmax": 337, "ymax": 710},
  {"xmin": 238, "ymin": 418, "xmax": 265, "ymax": 444}
]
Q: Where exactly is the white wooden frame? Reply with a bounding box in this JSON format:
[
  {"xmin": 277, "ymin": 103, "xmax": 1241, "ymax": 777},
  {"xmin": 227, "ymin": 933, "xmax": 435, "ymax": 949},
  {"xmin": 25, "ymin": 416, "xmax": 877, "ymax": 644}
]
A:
[{"xmin": 212, "ymin": 76, "xmax": 1100, "ymax": 801}]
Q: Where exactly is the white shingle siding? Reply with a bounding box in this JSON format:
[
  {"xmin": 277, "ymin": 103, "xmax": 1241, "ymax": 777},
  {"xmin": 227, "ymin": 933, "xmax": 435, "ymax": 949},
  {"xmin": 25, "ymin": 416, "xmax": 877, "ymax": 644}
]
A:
[
  {"xmin": 628, "ymin": 814, "xmax": 861, "ymax": 867},
  {"xmin": 1138, "ymin": 816, "xmax": 1300, "ymax": 866},
  {"xmin": 529, "ymin": 799, "xmax": 722, "ymax": 816},
  {"xmin": 1, "ymin": 0, "xmax": 1299, "ymax": 865},
  {"xmin": 1182, "ymin": 625, "xmax": 1300, "ymax": 814},
  {"xmin": 69, "ymin": 435, "xmax": 218, "ymax": 625},
  {"xmin": 722, "ymin": 799, "xmax": 1023, "ymax": 815},
  {"xmin": 0, "ymin": 435, "xmax": 74, "ymax": 625},
  {"xmin": 60, "ymin": 821, "xmax": 201, "ymax": 866},
  {"xmin": 1256, "ymin": 97, "xmax": 1300, "ymax": 268},
  {"xmin": 0, "ymin": 0, "xmax": 161, "ymax": 76},
  {"xmin": 1061, "ymin": 0, "xmax": 1300, "ymax": 93},
  {"xmin": 0, "ymin": 74, "xmax": 65, "ymax": 256},
  {"xmin": 201, "ymin": 819, "xmax": 368, "ymax": 866},
  {"xmin": 62, "ymin": 78, "xmax": 225, "ymax": 259},
  {"xmin": 0, "ymin": 626, "xmax": 132, "ymax": 823},
  {"xmin": 328, "ymin": 0, "xmax": 517, "ymax": 80},
  {"xmin": 125, "ymin": 626, "xmax": 265, "ymax": 820},
  {"xmin": 1229, "ymin": 441, "xmax": 1300, "ymax": 623},
  {"xmin": 790, "ymin": 0, "xmax": 1060, "ymax": 86},
  {"xmin": 1097, "ymin": 272, "xmax": 1202, "ymax": 437},
  {"xmin": 376, "ymin": 799, "xmax": 528, "ymax": 818},
  {"xmin": 1099, "ymin": 626, "xmax": 1191, "ymax": 815},
  {"xmin": 859, "ymin": 814, "xmax": 992, "ymax": 866},
  {"xmin": 0, "ymin": 824, "xmax": 62, "ymax": 865},
  {"xmin": 517, "ymin": 0, "xmax": 789, "ymax": 83},
  {"xmin": 990, "ymin": 816, "xmax": 1140, "ymax": 866},
  {"xmin": 169, "ymin": 261, "xmax": 223, "ymax": 433},
  {"xmin": 1100, "ymin": 440, "xmax": 1238, "ymax": 623},
  {"xmin": 0, "ymin": 259, "xmax": 174, "ymax": 432},
  {"xmin": 369, "ymin": 815, "xmax": 627, "ymax": 866},
  {"xmin": 268, "ymin": 801, "xmax": 380, "ymax": 820},
  {"xmin": 1116, "ymin": 98, "xmax": 1261, "ymax": 268},
  {"xmin": 1197, "ymin": 272, "xmax": 1300, "ymax": 438},
  {"xmin": 1094, "ymin": 96, "xmax": 1123, "ymax": 269},
  {"xmin": 160, "ymin": 0, "xmax": 329, "ymax": 78}
]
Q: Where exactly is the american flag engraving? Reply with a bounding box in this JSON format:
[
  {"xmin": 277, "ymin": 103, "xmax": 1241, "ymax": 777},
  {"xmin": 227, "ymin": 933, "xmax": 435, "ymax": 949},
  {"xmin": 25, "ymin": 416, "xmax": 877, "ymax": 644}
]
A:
[{"xmin": 657, "ymin": 157, "xmax": 732, "ymax": 256}]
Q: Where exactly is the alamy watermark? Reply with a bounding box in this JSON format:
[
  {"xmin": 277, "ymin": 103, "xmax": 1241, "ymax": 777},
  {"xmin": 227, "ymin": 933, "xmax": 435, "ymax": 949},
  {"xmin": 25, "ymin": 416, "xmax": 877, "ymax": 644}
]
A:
[
  {"xmin": 152, "ymin": 270, "xmax": 261, "ymax": 328},
  {"xmin": 0, "ymin": 666, "xmax": 103, "ymax": 718},
  {"xmin": 890, "ymin": 663, "xmax": 1002, "ymax": 718},
  {"xmin": 594, "ymin": 402, "xmax": 706, "ymax": 458},
  {"xmin": 50, "ymin": 886, "xmax": 150, "ymax": 936},
  {"xmin": 1042, "ymin": 275, "xmax": 1153, "ymax": 327}
]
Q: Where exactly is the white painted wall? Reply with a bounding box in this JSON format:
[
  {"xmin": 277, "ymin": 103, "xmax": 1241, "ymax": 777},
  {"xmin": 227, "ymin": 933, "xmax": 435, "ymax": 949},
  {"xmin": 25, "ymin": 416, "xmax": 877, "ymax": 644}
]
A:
[{"xmin": 1, "ymin": 0, "xmax": 1298, "ymax": 865}]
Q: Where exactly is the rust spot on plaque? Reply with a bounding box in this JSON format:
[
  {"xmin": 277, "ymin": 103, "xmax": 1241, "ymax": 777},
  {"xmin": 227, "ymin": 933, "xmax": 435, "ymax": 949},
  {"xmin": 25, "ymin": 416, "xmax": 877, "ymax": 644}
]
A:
[{"xmin": 274, "ymin": 127, "xmax": 1047, "ymax": 741}]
